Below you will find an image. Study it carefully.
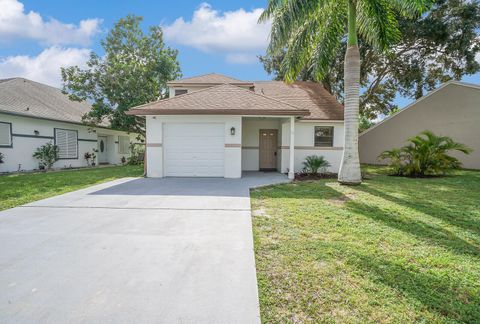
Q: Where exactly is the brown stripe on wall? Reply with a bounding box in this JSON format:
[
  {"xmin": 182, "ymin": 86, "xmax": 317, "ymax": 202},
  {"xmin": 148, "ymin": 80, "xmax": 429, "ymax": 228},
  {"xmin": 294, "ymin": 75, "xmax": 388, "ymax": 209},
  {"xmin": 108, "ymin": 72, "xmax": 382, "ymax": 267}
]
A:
[
  {"xmin": 242, "ymin": 146, "xmax": 259, "ymax": 149},
  {"xmin": 280, "ymin": 146, "xmax": 343, "ymax": 150},
  {"xmin": 225, "ymin": 143, "xmax": 242, "ymax": 148},
  {"xmin": 146, "ymin": 143, "xmax": 162, "ymax": 147}
]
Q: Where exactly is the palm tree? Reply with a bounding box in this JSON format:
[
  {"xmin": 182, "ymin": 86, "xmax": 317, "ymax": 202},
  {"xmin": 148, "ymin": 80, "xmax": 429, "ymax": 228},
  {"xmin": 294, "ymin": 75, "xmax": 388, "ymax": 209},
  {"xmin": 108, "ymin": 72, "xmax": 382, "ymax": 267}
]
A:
[{"xmin": 259, "ymin": 0, "xmax": 432, "ymax": 185}]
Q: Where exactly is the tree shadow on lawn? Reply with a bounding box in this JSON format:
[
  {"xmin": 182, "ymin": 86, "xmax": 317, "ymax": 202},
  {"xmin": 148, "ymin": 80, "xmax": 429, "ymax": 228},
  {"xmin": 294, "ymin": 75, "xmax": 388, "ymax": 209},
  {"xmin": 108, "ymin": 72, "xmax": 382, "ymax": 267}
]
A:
[
  {"xmin": 346, "ymin": 199, "xmax": 480, "ymax": 257},
  {"xmin": 346, "ymin": 251, "xmax": 480, "ymax": 322},
  {"xmin": 352, "ymin": 178, "xmax": 480, "ymax": 238}
]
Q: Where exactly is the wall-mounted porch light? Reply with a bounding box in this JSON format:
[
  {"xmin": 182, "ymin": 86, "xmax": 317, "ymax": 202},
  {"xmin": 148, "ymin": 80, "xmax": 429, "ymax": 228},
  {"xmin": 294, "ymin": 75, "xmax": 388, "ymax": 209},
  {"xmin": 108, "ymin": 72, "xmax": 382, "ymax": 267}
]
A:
[
  {"xmin": 34, "ymin": 130, "xmax": 39, "ymax": 136},
  {"xmin": 230, "ymin": 127, "xmax": 236, "ymax": 136}
]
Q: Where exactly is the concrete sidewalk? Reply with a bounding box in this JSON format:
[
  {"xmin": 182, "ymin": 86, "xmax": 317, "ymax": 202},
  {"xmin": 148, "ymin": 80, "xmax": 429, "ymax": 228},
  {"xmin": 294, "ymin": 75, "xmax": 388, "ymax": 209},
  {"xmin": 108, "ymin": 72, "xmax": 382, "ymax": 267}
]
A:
[{"xmin": 0, "ymin": 172, "xmax": 289, "ymax": 323}]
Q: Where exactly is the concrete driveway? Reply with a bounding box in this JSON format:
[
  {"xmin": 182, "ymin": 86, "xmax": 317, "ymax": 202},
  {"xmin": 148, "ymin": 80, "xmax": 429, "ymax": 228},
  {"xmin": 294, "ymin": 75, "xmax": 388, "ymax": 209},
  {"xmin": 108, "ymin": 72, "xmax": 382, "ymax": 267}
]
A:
[{"xmin": 0, "ymin": 172, "xmax": 288, "ymax": 324}]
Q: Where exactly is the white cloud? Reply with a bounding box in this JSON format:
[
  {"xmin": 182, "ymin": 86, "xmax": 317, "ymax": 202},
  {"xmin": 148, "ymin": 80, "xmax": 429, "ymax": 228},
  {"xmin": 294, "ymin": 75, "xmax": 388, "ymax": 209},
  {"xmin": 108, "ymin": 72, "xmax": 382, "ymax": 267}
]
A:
[
  {"xmin": 0, "ymin": 46, "xmax": 91, "ymax": 87},
  {"xmin": 226, "ymin": 53, "xmax": 258, "ymax": 64},
  {"xmin": 163, "ymin": 3, "xmax": 270, "ymax": 64},
  {"xmin": 0, "ymin": 0, "xmax": 101, "ymax": 46}
]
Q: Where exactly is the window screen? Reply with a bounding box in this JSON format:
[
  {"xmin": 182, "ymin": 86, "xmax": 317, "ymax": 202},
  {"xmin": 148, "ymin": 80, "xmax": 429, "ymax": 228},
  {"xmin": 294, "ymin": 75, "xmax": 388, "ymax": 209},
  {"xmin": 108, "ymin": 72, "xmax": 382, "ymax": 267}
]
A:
[
  {"xmin": 118, "ymin": 136, "xmax": 130, "ymax": 154},
  {"xmin": 174, "ymin": 89, "xmax": 188, "ymax": 96},
  {"xmin": 55, "ymin": 128, "xmax": 78, "ymax": 159},
  {"xmin": 0, "ymin": 122, "xmax": 12, "ymax": 147},
  {"xmin": 314, "ymin": 126, "xmax": 334, "ymax": 147}
]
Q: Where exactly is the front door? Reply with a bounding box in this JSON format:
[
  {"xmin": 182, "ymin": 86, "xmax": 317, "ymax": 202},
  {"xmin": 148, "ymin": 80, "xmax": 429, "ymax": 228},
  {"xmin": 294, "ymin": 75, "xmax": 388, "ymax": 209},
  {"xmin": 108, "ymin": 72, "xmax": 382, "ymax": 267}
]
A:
[
  {"xmin": 97, "ymin": 136, "xmax": 108, "ymax": 164},
  {"xmin": 259, "ymin": 129, "xmax": 278, "ymax": 170}
]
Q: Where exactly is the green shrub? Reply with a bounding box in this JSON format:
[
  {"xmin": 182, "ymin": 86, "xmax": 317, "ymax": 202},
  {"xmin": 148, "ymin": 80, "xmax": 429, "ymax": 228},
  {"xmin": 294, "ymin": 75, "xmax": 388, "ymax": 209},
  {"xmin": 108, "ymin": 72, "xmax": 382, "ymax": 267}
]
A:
[
  {"xmin": 379, "ymin": 131, "xmax": 472, "ymax": 177},
  {"xmin": 33, "ymin": 143, "xmax": 59, "ymax": 170},
  {"xmin": 0, "ymin": 152, "xmax": 4, "ymax": 164},
  {"xmin": 302, "ymin": 155, "xmax": 331, "ymax": 175},
  {"xmin": 127, "ymin": 144, "xmax": 145, "ymax": 165}
]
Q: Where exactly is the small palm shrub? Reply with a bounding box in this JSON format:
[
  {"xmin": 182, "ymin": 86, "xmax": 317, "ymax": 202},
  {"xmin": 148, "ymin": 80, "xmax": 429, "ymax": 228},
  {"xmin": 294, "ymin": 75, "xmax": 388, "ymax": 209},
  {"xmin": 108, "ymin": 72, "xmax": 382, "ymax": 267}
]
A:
[
  {"xmin": 33, "ymin": 143, "xmax": 59, "ymax": 170},
  {"xmin": 0, "ymin": 152, "xmax": 4, "ymax": 164},
  {"xmin": 302, "ymin": 155, "xmax": 331, "ymax": 175},
  {"xmin": 379, "ymin": 131, "xmax": 472, "ymax": 177}
]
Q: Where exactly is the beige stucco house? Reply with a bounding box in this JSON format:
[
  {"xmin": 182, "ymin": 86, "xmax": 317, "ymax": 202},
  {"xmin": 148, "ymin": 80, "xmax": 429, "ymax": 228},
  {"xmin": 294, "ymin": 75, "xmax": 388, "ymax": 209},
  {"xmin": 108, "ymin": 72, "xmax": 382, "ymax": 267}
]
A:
[
  {"xmin": 128, "ymin": 73, "xmax": 344, "ymax": 179},
  {"xmin": 359, "ymin": 81, "xmax": 480, "ymax": 169}
]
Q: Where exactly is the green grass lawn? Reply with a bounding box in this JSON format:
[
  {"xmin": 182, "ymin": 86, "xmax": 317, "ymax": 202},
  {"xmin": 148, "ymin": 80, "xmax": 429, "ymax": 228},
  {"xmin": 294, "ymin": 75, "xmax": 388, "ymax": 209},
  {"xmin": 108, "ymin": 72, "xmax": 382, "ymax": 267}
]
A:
[
  {"xmin": 0, "ymin": 165, "xmax": 143, "ymax": 211},
  {"xmin": 251, "ymin": 166, "xmax": 480, "ymax": 323}
]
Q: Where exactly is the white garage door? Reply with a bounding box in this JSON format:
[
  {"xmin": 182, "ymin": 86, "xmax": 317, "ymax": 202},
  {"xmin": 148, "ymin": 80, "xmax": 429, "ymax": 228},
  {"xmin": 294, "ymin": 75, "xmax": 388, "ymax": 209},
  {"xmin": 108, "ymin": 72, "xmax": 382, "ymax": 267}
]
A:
[{"xmin": 164, "ymin": 123, "xmax": 225, "ymax": 177}]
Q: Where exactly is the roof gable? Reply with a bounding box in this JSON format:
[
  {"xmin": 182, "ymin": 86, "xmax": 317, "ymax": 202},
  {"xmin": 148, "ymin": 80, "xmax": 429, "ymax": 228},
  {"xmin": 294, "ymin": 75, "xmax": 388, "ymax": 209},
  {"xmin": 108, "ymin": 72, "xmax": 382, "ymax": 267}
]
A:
[{"xmin": 128, "ymin": 83, "xmax": 309, "ymax": 116}]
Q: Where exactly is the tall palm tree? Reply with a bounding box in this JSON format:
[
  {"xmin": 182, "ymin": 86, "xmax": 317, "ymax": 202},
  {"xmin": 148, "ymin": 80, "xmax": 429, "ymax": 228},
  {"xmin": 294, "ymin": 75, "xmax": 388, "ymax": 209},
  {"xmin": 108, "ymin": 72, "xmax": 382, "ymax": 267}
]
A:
[{"xmin": 260, "ymin": 0, "xmax": 432, "ymax": 185}]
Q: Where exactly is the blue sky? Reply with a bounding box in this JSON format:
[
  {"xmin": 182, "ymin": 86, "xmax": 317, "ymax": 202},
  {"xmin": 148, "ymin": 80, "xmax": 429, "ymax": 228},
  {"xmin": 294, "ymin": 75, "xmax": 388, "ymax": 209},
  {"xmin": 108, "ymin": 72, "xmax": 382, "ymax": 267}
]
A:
[{"xmin": 1, "ymin": 0, "xmax": 479, "ymax": 109}]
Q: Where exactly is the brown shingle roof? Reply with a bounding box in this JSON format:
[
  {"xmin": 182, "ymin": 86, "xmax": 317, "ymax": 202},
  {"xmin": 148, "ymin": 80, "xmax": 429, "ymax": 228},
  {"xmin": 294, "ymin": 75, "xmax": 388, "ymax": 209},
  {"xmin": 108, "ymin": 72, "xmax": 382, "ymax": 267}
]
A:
[
  {"xmin": 127, "ymin": 83, "xmax": 309, "ymax": 116},
  {"xmin": 167, "ymin": 73, "xmax": 253, "ymax": 86},
  {"xmin": 253, "ymin": 81, "xmax": 344, "ymax": 120},
  {"xmin": 0, "ymin": 78, "xmax": 93, "ymax": 124}
]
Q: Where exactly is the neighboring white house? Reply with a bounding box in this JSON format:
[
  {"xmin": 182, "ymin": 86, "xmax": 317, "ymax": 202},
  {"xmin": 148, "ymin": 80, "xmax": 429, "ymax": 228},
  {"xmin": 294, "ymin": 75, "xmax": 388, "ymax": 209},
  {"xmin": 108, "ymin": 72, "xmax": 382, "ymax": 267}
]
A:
[
  {"xmin": 127, "ymin": 73, "xmax": 344, "ymax": 179},
  {"xmin": 0, "ymin": 78, "xmax": 140, "ymax": 173},
  {"xmin": 359, "ymin": 81, "xmax": 480, "ymax": 170}
]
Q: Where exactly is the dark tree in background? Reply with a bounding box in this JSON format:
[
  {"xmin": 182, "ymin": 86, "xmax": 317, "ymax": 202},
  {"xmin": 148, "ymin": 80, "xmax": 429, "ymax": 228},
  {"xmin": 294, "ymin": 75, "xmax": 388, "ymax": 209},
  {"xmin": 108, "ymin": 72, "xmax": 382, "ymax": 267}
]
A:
[
  {"xmin": 61, "ymin": 15, "xmax": 181, "ymax": 137},
  {"xmin": 259, "ymin": 0, "xmax": 480, "ymax": 120}
]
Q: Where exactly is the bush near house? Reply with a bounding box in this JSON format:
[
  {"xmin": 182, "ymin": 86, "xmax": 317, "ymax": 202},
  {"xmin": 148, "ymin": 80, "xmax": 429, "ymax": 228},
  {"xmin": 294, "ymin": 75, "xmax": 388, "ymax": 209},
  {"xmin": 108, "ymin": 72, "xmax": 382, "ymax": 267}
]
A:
[
  {"xmin": 302, "ymin": 155, "xmax": 331, "ymax": 175},
  {"xmin": 0, "ymin": 152, "xmax": 4, "ymax": 164},
  {"xmin": 32, "ymin": 143, "xmax": 59, "ymax": 170},
  {"xmin": 127, "ymin": 143, "xmax": 145, "ymax": 165},
  {"xmin": 379, "ymin": 130, "xmax": 472, "ymax": 177}
]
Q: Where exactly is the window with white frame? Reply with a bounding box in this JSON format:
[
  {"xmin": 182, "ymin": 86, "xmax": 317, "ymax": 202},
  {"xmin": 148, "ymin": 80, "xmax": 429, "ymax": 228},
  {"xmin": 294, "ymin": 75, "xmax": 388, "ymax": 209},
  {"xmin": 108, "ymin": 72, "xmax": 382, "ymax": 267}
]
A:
[
  {"xmin": 55, "ymin": 128, "xmax": 78, "ymax": 159},
  {"xmin": 118, "ymin": 136, "xmax": 130, "ymax": 154},
  {"xmin": 0, "ymin": 122, "xmax": 12, "ymax": 147},
  {"xmin": 314, "ymin": 126, "xmax": 334, "ymax": 147}
]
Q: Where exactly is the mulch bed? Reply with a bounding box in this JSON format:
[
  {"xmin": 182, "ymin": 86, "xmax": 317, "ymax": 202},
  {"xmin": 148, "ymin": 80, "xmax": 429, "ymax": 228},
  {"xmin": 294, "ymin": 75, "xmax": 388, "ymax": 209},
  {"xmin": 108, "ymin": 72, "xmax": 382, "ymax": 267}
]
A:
[{"xmin": 294, "ymin": 173, "xmax": 338, "ymax": 181}]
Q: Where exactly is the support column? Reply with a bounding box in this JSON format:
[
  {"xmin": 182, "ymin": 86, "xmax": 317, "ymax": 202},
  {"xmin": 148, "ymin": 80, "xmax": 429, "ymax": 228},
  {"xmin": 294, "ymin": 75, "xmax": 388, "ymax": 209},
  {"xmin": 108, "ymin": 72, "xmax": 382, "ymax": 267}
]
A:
[{"xmin": 288, "ymin": 116, "xmax": 295, "ymax": 179}]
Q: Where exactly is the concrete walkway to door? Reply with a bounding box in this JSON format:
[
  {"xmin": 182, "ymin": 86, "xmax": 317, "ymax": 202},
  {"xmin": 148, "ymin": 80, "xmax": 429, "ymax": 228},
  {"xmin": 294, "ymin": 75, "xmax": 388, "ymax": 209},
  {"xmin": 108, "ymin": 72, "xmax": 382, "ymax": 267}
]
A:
[{"xmin": 0, "ymin": 172, "xmax": 289, "ymax": 324}]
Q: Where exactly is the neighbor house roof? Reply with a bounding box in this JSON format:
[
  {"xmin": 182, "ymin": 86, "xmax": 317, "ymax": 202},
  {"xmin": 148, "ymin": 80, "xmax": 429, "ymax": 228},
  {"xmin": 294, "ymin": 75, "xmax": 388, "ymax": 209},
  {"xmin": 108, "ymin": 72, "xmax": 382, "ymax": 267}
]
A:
[
  {"xmin": 0, "ymin": 77, "xmax": 94, "ymax": 125},
  {"xmin": 167, "ymin": 73, "xmax": 254, "ymax": 87},
  {"xmin": 253, "ymin": 81, "xmax": 344, "ymax": 120},
  {"xmin": 127, "ymin": 83, "xmax": 310, "ymax": 116}
]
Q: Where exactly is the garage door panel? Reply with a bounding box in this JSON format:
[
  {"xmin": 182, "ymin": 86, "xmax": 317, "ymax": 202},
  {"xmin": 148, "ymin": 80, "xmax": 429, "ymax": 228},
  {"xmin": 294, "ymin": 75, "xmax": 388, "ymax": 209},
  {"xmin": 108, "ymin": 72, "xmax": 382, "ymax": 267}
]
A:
[{"xmin": 164, "ymin": 123, "xmax": 225, "ymax": 177}]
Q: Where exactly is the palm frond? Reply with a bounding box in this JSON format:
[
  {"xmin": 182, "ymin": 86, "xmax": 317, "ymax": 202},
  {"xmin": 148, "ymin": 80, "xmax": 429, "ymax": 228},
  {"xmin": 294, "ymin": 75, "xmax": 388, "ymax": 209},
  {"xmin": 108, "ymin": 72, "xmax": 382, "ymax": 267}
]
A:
[
  {"xmin": 279, "ymin": 0, "xmax": 344, "ymax": 82},
  {"xmin": 389, "ymin": 0, "xmax": 435, "ymax": 18},
  {"xmin": 265, "ymin": 0, "xmax": 327, "ymax": 53},
  {"xmin": 357, "ymin": 0, "xmax": 401, "ymax": 51},
  {"xmin": 310, "ymin": 1, "xmax": 347, "ymax": 80}
]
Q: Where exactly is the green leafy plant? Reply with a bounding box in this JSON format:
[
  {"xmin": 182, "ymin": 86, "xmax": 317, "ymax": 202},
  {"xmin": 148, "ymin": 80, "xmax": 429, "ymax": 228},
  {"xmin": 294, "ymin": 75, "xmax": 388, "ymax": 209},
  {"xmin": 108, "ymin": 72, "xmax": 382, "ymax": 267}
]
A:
[
  {"xmin": 0, "ymin": 152, "xmax": 4, "ymax": 164},
  {"xmin": 302, "ymin": 155, "xmax": 331, "ymax": 175},
  {"xmin": 127, "ymin": 144, "xmax": 145, "ymax": 165},
  {"xmin": 32, "ymin": 143, "xmax": 59, "ymax": 170},
  {"xmin": 379, "ymin": 131, "xmax": 472, "ymax": 177},
  {"xmin": 91, "ymin": 149, "xmax": 98, "ymax": 166},
  {"xmin": 84, "ymin": 152, "xmax": 92, "ymax": 166}
]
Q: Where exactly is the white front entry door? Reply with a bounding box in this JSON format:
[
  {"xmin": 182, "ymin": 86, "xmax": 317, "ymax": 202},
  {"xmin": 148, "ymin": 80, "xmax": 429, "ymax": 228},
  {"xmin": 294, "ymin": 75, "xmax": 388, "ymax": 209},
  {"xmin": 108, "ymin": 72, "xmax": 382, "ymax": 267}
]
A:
[
  {"xmin": 97, "ymin": 136, "xmax": 108, "ymax": 163},
  {"xmin": 164, "ymin": 123, "xmax": 225, "ymax": 177}
]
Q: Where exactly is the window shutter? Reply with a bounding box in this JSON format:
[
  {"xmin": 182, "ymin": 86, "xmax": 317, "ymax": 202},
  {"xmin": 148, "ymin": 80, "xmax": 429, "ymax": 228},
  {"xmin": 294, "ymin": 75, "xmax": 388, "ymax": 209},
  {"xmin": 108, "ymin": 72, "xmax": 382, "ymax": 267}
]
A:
[
  {"xmin": 118, "ymin": 136, "xmax": 130, "ymax": 154},
  {"xmin": 55, "ymin": 129, "xmax": 78, "ymax": 159},
  {"xmin": 0, "ymin": 122, "xmax": 12, "ymax": 146}
]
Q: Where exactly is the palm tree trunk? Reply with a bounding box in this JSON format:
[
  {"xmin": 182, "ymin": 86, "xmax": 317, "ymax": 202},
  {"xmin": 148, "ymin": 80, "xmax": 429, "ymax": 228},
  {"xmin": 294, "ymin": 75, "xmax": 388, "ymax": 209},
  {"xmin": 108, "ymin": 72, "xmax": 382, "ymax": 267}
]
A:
[{"xmin": 338, "ymin": 0, "xmax": 362, "ymax": 185}]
